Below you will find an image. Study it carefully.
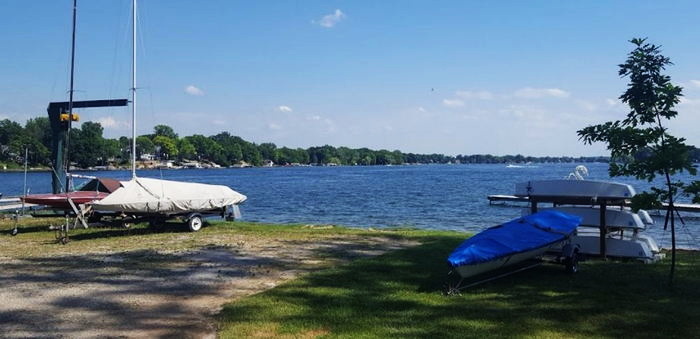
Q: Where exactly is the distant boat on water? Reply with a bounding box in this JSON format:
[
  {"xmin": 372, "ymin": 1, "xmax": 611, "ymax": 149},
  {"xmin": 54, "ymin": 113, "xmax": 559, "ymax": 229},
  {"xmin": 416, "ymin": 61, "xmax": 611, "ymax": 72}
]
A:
[{"xmin": 506, "ymin": 163, "xmax": 538, "ymax": 168}]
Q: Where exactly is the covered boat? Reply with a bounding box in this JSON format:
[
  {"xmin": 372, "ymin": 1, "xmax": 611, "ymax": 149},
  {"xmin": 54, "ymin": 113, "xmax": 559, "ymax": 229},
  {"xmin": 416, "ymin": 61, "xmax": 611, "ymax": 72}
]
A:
[
  {"xmin": 448, "ymin": 210, "xmax": 582, "ymax": 278},
  {"xmin": 90, "ymin": 177, "xmax": 246, "ymax": 214}
]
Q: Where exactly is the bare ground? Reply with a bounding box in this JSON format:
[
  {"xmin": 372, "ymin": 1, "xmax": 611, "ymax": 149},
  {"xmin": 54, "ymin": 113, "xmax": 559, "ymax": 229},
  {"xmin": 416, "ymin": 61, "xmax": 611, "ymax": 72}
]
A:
[{"xmin": 0, "ymin": 226, "xmax": 418, "ymax": 338}]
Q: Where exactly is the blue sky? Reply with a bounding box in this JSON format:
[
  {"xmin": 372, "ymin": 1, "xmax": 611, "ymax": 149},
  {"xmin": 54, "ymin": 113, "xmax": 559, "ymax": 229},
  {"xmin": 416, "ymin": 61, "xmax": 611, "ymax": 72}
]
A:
[{"xmin": 2, "ymin": 0, "xmax": 700, "ymax": 156}]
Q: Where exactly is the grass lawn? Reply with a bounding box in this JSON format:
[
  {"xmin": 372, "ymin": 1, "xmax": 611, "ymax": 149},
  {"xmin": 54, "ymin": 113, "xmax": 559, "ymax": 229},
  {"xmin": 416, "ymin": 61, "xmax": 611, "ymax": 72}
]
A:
[
  {"xmin": 2, "ymin": 216, "xmax": 698, "ymax": 338},
  {"xmin": 0, "ymin": 216, "xmax": 417, "ymax": 258},
  {"xmin": 218, "ymin": 233, "xmax": 700, "ymax": 338}
]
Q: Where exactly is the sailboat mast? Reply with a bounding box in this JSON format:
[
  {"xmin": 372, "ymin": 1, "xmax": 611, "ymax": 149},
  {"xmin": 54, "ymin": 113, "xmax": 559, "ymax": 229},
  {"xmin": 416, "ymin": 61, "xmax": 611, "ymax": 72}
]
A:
[
  {"xmin": 131, "ymin": 0, "xmax": 137, "ymax": 178},
  {"xmin": 65, "ymin": 0, "xmax": 77, "ymax": 192}
]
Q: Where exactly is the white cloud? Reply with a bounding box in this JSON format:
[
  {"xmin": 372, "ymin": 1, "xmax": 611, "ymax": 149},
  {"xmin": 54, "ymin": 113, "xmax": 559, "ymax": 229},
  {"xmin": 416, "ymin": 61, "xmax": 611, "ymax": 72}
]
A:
[
  {"xmin": 184, "ymin": 85, "xmax": 204, "ymax": 96},
  {"xmin": 314, "ymin": 9, "xmax": 345, "ymax": 28},
  {"xmin": 680, "ymin": 97, "xmax": 700, "ymax": 106},
  {"xmin": 277, "ymin": 105, "xmax": 293, "ymax": 112},
  {"xmin": 268, "ymin": 122, "xmax": 282, "ymax": 130},
  {"xmin": 605, "ymin": 98, "xmax": 618, "ymax": 106},
  {"xmin": 96, "ymin": 116, "xmax": 127, "ymax": 129},
  {"xmin": 514, "ymin": 87, "xmax": 570, "ymax": 99},
  {"xmin": 307, "ymin": 115, "xmax": 322, "ymax": 121},
  {"xmin": 442, "ymin": 99, "xmax": 465, "ymax": 107},
  {"xmin": 456, "ymin": 90, "xmax": 494, "ymax": 100},
  {"xmin": 417, "ymin": 106, "xmax": 427, "ymax": 112},
  {"xmin": 575, "ymin": 99, "xmax": 597, "ymax": 112},
  {"xmin": 688, "ymin": 80, "xmax": 700, "ymax": 88}
]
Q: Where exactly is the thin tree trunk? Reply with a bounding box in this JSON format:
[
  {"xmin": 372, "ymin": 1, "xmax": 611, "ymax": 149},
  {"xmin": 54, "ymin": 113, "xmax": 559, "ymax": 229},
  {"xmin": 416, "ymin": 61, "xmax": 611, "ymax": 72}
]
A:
[{"xmin": 665, "ymin": 172, "xmax": 676, "ymax": 285}]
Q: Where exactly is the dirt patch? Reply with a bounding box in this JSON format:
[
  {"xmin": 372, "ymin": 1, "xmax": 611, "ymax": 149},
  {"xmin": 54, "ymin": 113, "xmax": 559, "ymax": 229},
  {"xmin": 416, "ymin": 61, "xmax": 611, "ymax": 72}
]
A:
[{"xmin": 0, "ymin": 235, "xmax": 418, "ymax": 338}]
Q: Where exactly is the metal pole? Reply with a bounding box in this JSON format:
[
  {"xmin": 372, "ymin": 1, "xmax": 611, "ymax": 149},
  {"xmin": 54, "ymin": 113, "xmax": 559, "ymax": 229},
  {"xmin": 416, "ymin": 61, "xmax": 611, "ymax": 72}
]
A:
[
  {"xmin": 22, "ymin": 147, "xmax": 28, "ymax": 213},
  {"xmin": 131, "ymin": 0, "xmax": 137, "ymax": 179},
  {"xmin": 65, "ymin": 0, "xmax": 77, "ymax": 192},
  {"xmin": 599, "ymin": 201, "xmax": 607, "ymax": 259}
]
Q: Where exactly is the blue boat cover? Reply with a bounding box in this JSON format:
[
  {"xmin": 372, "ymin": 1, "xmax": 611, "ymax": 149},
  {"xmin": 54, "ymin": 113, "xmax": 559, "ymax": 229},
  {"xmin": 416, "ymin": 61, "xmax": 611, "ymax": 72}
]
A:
[{"xmin": 447, "ymin": 210, "xmax": 582, "ymax": 268}]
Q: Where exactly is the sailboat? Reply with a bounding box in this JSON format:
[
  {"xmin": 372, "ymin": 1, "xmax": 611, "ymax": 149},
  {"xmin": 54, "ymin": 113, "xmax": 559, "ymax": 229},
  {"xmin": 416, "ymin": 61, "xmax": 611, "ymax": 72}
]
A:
[
  {"xmin": 21, "ymin": 0, "xmax": 125, "ymax": 211},
  {"xmin": 90, "ymin": 0, "xmax": 247, "ymax": 231}
]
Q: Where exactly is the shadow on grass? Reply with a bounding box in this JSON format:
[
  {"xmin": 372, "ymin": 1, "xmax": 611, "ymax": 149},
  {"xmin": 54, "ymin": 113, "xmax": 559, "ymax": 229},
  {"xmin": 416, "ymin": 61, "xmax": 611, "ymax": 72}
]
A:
[
  {"xmin": 218, "ymin": 236, "xmax": 700, "ymax": 338},
  {"xmin": 0, "ymin": 231, "xmax": 421, "ymax": 337},
  {"xmin": 67, "ymin": 222, "xmax": 192, "ymax": 241}
]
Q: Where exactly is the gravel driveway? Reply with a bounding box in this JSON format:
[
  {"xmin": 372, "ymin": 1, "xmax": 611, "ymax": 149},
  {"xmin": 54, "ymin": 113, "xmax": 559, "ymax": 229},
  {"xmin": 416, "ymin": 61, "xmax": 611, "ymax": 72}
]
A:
[{"xmin": 0, "ymin": 233, "xmax": 416, "ymax": 338}]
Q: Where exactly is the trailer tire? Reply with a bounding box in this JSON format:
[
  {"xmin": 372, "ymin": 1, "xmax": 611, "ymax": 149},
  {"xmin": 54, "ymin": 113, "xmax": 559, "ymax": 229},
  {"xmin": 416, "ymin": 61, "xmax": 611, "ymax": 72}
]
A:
[
  {"xmin": 188, "ymin": 215, "xmax": 203, "ymax": 232},
  {"xmin": 565, "ymin": 252, "xmax": 579, "ymax": 274}
]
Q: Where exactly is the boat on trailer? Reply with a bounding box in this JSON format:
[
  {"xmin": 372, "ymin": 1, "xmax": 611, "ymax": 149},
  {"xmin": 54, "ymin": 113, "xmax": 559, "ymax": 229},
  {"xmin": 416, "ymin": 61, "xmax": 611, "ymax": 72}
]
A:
[
  {"xmin": 90, "ymin": 177, "xmax": 247, "ymax": 231},
  {"xmin": 447, "ymin": 210, "xmax": 582, "ymax": 280},
  {"xmin": 87, "ymin": 0, "xmax": 248, "ymax": 232}
]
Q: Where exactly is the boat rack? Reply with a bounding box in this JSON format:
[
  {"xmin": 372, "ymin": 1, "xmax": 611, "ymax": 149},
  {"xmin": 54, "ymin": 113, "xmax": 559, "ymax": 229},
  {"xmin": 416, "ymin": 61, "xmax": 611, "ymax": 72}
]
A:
[{"xmin": 488, "ymin": 194, "xmax": 700, "ymax": 213}]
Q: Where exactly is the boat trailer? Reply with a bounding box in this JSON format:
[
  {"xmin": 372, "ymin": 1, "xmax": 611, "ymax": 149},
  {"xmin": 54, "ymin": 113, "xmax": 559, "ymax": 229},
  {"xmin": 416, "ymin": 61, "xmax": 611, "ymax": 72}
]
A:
[{"xmin": 444, "ymin": 243, "xmax": 580, "ymax": 295}]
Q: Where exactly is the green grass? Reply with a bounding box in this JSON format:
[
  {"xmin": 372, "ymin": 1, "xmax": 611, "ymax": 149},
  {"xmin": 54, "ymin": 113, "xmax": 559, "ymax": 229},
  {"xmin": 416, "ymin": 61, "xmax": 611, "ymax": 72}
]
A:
[
  {"xmin": 218, "ymin": 234, "xmax": 700, "ymax": 338},
  {"xmin": 3, "ymin": 217, "xmax": 699, "ymax": 338},
  {"xmin": 0, "ymin": 216, "xmax": 426, "ymax": 258}
]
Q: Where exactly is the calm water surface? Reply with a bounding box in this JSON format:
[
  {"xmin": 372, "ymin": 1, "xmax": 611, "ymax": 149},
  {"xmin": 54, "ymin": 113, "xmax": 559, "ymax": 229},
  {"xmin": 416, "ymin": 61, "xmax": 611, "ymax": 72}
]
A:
[{"xmin": 1, "ymin": 163, "xmax": 697, "ymax": 249}]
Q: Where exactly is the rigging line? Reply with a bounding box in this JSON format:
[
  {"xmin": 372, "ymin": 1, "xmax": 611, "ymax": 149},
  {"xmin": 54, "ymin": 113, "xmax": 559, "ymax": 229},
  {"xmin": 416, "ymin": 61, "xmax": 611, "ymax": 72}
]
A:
[
  {"xmin": 134, "ymin": 1, "xmax": 158, "ymax": 127},
  {"xmin": 107, "ymin": 0, "xmax": 130, "ymax": 114}
]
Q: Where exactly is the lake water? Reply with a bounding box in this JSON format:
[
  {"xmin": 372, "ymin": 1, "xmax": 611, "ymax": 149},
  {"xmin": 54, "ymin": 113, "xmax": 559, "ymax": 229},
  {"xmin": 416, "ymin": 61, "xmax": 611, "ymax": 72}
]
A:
[{"xmin": 1, "ymin": 163, "xmax": 698, "ymax": 249}]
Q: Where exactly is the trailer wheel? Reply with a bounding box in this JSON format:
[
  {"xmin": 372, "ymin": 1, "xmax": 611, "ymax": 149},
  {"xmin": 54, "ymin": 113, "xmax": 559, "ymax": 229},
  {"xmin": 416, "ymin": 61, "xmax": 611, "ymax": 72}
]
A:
[
  {"xmin": 188, "ymin": 215, "xmax": 203, "ymax": 232},
  {"xmin": 565, "ymin": 252, "xmax": 579, "ymax": 274}
]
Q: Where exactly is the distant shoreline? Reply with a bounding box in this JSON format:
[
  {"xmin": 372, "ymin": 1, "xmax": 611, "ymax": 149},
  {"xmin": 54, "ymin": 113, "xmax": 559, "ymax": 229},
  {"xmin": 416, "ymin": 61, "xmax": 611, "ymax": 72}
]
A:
[{"xmin": 0, "ymin": 161, "xmax": 621, "ymax": 174}]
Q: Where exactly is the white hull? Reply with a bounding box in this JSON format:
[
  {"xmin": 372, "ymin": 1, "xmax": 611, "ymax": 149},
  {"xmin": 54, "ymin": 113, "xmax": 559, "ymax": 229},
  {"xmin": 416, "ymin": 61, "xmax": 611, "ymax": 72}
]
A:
[
  {"xmin": 455, "ymin": 243, "xmax": 557, "ymax": 278},
  {"xmin": 523, "ymin": 206, "xmax": 645, "ymax": 229},
  {"xmin": 552, "ymin": 229, "xmax": 663, "ymax": 263},
  {"xmin": 515, "ymin": 180, "xmax": 635, "ymax": 199}
]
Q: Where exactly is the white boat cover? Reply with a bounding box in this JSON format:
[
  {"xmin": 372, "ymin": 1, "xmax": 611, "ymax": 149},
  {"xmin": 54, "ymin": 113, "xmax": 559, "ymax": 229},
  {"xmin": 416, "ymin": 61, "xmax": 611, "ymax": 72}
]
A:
[{"xmin": 91, "ymin": 177, "xmax": 247, "ymax": 213}]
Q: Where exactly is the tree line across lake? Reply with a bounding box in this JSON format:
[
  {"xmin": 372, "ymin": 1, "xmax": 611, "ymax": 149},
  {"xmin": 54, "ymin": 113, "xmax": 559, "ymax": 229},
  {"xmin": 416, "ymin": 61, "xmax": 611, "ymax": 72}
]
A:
[{"xmin": 1, "ymin": 117, "xmax": 698, "ymax": 169}]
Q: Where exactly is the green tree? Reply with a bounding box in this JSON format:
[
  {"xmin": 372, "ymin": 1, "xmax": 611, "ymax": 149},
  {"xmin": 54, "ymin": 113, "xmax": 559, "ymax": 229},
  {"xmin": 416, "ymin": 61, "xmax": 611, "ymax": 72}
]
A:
[
  {"xmin": 185, "ymin": 135, "xmax": 226, "ymax": 164},
  {"xmin": 69, "ymin": 121, "xmax": 105, "ymax": 168},
  {"xmin": 578, "ymin": 38, "xmax": 700, "ymax": 283},
  {"xmin": 102, "ymin": 139, "xmax": 121, "ymax": 164},
  {"xmin": 153, "ymin": 124, "xmax": 178, "ymax": 140},
  {"xmin": 258, "ymin": 142, "xmax": 278, "ymax": 163},
  {"xmin": 153, "ymin": 135, "xmax": 179, "ymax": 160},
  {"xmin": 177, "ymin": 138, "xmax": 196, "ymax": 160},
  {"xmin": 24, "ymin": 117, "xmax": 52, "ymax": 152},
  {"xmin": 118, "ymin": 136, "xmax": 131, "ymax": 162},
  {"xmin": 136, "ymin": 136, "xmax": 155, "ymax": 158}
]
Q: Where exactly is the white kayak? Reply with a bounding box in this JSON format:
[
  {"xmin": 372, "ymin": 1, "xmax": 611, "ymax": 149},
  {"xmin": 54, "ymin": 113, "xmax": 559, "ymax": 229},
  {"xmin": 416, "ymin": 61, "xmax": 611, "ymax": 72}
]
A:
[
  {"xmin": 523, "ymin": 206, "xmax": 645, "ymax": 229},
  {"xmin": 515, "ymin": 179, "xmax": 635, "ymax": 200}
]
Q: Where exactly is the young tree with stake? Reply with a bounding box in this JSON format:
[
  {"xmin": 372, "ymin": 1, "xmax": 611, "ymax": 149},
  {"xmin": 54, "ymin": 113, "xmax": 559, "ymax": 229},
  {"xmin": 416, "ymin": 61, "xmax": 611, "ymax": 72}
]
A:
[{"xmin": 578, "ymin": 38, "xmax": 700, "ymax": 284}]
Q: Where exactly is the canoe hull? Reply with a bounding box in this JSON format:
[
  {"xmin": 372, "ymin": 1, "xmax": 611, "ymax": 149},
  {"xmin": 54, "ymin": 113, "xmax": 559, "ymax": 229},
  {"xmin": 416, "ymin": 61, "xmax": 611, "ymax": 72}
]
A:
[
  {"xmin": 523, "ymin": 206, "xmax": 645, "ymax": 229},
  {"xmin": 515, "ymin": 180, "xmax": 635, "ymax": 200},
  {"xmin": 554, "ymin": 229, "xmax": 664, "ymax": 263},
  {"xmin": 21, "ymin": 192, "xmax": 109, "ymax": 209},
  {"xmin": 454, "ymin": 242, "xmax": 561, "ymax": 279}
]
